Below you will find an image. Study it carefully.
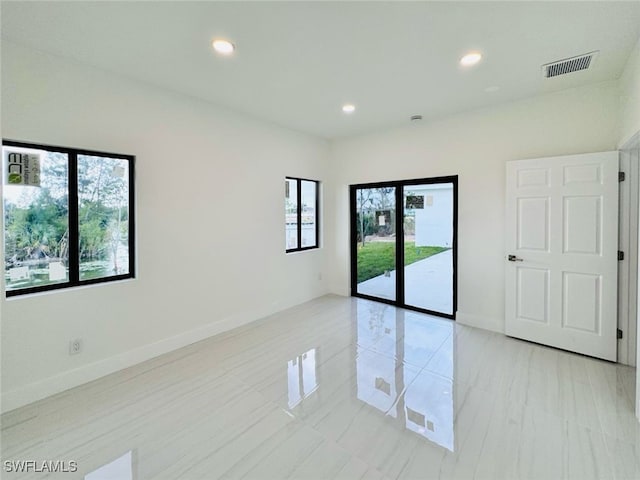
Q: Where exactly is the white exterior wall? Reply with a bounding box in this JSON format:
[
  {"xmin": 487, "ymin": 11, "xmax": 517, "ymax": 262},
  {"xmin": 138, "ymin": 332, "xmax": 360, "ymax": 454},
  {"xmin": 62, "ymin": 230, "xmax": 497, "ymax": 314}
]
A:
[{"xmin": 411, "ymin": 185, "xmax": 453, "ymax": 248}]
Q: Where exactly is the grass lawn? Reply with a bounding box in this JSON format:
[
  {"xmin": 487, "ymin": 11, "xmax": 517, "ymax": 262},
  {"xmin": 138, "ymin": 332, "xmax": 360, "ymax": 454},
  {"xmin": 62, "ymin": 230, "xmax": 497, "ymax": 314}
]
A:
[{"xmin": 357, "ymin": 242, "xmax": 448, "ymax": 283}]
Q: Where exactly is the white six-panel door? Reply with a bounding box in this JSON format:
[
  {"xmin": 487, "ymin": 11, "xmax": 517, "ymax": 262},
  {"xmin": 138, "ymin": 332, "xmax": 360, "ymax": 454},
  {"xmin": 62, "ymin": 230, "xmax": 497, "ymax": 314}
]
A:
[{"xmin": 505, "ymin": 152, "xmax": 619, "ymax": 361}]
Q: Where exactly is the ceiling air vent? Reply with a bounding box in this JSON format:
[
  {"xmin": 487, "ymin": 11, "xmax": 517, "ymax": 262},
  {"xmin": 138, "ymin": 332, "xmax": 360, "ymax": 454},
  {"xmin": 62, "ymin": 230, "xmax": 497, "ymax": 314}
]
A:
[{"xmin": 542, "ymin": 51, "xmax": 599, "ymax": 78}]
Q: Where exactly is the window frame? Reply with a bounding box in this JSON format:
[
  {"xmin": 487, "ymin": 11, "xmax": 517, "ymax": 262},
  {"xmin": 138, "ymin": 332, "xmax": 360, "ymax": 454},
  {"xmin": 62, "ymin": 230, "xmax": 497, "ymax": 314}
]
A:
[
  {"xmin": 285, "ymin": 176, "xmax": 319, "ymax": 253},
  {"xmin": 3, "ymin": 139, "xmax": 136, "ymax": 297}
]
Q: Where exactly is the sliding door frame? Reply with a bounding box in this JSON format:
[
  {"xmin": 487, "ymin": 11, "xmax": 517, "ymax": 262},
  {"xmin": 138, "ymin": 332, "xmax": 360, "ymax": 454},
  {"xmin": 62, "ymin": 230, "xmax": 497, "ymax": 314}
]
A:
[{"xmin": 349, "ymin": 175, "xmax": 458, "ymax": 320}]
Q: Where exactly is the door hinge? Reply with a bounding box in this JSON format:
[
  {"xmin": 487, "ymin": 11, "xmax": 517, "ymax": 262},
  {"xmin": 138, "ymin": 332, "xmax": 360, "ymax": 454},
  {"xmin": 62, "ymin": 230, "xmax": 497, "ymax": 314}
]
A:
[
  {"xmin": 619, "ymin": 172, "xmax": 626, "ymax": 182},
  {"xmin": 618, "ymin": 328, "xmax": 623, "ymax": 339},
  {"xmin": 618, "ymin": 251, "xmax": 624, "ymax": 261}
]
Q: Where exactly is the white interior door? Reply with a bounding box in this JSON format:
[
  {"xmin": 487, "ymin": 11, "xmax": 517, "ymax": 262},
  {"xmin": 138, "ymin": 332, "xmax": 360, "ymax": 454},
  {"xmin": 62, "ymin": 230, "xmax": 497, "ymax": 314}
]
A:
[{"xmin": 505, "ymin": 152, "xmax": 619, "ymax": 361}]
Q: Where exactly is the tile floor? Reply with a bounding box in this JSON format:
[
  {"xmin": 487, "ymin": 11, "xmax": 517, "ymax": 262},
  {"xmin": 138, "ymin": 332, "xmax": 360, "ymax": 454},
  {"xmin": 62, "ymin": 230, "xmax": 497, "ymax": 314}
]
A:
[{"xmin": 1, "ymin": 295, "xmax": 638, "ymax": 479}]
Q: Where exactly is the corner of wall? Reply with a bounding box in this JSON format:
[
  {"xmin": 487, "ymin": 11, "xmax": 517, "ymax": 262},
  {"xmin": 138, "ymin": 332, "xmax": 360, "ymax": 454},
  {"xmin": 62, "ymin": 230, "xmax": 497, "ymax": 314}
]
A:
[{"xmin": 456, "ymin": 311, "xmax": 504, "ymax": 334}]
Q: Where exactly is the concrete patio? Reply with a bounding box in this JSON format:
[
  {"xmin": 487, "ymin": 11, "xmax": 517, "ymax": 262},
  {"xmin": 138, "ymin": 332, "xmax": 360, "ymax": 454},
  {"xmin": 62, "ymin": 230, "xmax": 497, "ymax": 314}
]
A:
[{"xmin": 357, "ymin": 249, "xmax": 453, "ymax": 314}]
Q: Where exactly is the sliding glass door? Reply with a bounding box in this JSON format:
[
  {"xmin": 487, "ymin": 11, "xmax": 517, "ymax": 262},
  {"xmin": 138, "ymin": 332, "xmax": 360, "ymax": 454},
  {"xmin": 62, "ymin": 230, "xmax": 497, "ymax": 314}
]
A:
[{"xmin": 350, "ymin": 177, "xmax": 457, "ymax": 319}]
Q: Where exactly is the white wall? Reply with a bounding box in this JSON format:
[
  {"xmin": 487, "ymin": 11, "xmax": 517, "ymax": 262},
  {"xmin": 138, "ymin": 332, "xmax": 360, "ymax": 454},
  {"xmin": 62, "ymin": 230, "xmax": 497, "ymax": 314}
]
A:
[
  {"xmin": 618, "ymin": 39, "xmax": 640, "ymax": 419},
  {"xmin": 618, "ymin": 36, "xmax": 640, "ymax": 420},
  {"xmin": 0, "ymin": 42, "xmax": 329, "ymax": 412},
  {"xmin": 619, "ymin": 37, "xmax": 640, "ymax": 148},
  {"xmin": 327, "ymin": 81, "xmax": 620, "ymax": 332}
]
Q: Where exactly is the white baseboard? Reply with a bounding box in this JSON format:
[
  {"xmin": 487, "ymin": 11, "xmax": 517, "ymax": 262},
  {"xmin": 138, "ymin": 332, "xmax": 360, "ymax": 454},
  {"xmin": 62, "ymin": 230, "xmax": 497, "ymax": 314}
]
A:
[
  {"xmin": 1, "ymin": 292, "xmax": 326, "ymax": 413},
  {"xmin": 328, "ymin": 283, "xmax": 349, "ymax": 297},
  {"xmin": 456, "ymin": 311, "xmax": 504, "ymax": 334}
]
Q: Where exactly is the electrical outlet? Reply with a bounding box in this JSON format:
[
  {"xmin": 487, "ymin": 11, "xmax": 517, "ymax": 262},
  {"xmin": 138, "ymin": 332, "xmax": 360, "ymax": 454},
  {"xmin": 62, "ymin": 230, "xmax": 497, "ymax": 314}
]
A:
[
  {"xmin": 318, "ymin": 272, "xmax": 322, "ymax": 281},
  {"xmin": 69, "ymin": 339, "xmax": 82, "ymax": 355}
]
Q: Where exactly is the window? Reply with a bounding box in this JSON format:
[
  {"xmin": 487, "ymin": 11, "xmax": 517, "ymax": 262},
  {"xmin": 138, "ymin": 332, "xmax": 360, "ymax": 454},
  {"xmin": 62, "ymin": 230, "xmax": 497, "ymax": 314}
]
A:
[
  {"xmin": 285, "ymin": 177, "xmax": 319, "ymax": 252},
  {"xmin": 3, "ymin": 140, "xmax": 135, "ymax": 296}
]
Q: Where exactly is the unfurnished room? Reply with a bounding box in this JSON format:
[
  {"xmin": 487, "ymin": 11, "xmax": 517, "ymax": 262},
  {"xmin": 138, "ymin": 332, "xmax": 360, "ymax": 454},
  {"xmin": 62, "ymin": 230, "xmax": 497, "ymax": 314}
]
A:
[{"xmin": 1, "ymin": 1, "xmax": 640, "ymax": 479}]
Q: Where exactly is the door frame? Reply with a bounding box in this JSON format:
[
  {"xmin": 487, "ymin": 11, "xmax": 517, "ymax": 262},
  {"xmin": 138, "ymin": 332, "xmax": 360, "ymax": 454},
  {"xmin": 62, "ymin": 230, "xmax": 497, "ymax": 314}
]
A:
[
  {"xmin": 618, "ymin": 144, "xmax": 639, "ymax": 366},
  {"xmin": 349, "ymin": 175, "xmax": 458, "ymax": 319}
]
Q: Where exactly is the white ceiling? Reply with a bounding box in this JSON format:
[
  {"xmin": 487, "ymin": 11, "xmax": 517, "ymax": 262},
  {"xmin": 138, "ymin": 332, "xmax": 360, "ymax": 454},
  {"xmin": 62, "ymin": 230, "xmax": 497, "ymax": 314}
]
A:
[{"xmin": 2, "ymin": 1, "xmax": 640, "ymax": 139}]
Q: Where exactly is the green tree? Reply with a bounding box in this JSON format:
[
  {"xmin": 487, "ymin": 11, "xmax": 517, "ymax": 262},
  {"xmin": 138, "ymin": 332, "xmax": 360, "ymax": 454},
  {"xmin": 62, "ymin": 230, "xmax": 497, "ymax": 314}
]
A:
[
  {"xmin": 77, "ymin": 156, "xmax": 128, "ymax": 274},
  {"xmin": 4, "ymin": 153, "xmax": 68, "ymax": 267},
  {"xmin": 356, "ymin": 189, "xmax": 374, "ymax": 246}
]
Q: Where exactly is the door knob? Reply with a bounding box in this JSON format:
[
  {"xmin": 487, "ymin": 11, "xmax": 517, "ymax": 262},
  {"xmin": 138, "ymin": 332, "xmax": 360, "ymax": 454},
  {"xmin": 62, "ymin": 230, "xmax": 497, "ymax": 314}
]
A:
[{"xmin": 508, "ymin": 255, "xmax": 523, "ymax": 262}]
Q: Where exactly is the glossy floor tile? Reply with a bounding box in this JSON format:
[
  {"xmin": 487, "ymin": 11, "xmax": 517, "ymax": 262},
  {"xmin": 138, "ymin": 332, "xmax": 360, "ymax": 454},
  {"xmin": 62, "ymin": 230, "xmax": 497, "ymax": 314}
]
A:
[{"xmin": 1, "ymin": 295, "xmax": 638, "ymax": 479}]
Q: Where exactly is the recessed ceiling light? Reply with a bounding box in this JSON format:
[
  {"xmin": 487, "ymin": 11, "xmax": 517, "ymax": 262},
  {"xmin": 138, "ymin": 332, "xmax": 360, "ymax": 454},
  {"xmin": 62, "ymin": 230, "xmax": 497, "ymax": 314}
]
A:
[
  {"xmin": 460, "ymin": 52, "xmax": 482, "ymax": 66},
  {"xmin": 342, "ymin": 104, "xmax": 356, "ymax": 114},
  {"xmin": 212, "ymin": 39, "xmax": 235, "ymax": 55}
]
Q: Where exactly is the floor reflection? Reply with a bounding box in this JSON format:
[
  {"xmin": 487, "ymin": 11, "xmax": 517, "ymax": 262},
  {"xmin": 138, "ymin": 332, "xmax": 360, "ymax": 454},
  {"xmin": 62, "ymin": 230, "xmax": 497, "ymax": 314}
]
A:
[
  {"xmin": 3, "ymin": 296, "xmax": 635, "ymax": 480},
  {"xmin": 356, "ymin": 348, "xmax": 404, "ymax": 418},
  {"xmin": 356, "ymin": 303, "xmax": 455, "ymax": 451},
  {"xmin": 287, "ymin": 348, "xmax": 319, "ymax": 409},
  {"xmin": 404, "ymin": 369, "xmax": 454, "ymax": 450}
]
